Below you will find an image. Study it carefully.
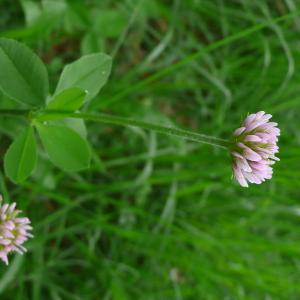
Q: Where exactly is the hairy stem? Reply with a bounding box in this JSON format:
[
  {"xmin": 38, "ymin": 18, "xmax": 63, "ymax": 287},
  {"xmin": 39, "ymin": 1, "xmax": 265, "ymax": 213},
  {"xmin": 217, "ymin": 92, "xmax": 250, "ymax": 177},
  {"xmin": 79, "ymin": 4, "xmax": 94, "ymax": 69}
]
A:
[
  {"xmin": 0, "ymin": 109, "xmax": 229, "ymax": 149},
  {"xmin": 41, "ymin": 111, "xmax": 229, "ymax": 148},
  {"xmin": 0, "ymin": 109, "xmax": 30, "ymax": 118}
]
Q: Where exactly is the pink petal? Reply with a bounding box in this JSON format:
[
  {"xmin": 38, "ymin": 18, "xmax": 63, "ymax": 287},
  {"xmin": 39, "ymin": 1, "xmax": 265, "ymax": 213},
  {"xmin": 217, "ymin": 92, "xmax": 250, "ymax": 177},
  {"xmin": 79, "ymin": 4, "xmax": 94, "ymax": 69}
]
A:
[
  {"xmin": 244, "ymin": 135, "xmax": 261, "ymax": 142},
  {"xmin": 234, "ymin": 127, "xmax": 246, "ymax": 136},
  {"xmin": 238, "ymin": 143, "xmax": 261, "ymax": 161},
  {"xmin": 233, "ymin": 166, "xmax": 248, "ymax": 187}
]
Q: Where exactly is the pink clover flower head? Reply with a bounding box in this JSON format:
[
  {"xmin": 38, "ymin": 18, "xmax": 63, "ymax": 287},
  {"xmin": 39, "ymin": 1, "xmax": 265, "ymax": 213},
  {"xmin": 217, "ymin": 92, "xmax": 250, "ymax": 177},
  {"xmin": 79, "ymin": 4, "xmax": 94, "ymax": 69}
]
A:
[
  {"xmin": 0, "ymin": 195, "xmax": 33, "ymax": 265},
  {"xmin": 231, "ymin": 111, "xmax": 280, "ymax": 187}
]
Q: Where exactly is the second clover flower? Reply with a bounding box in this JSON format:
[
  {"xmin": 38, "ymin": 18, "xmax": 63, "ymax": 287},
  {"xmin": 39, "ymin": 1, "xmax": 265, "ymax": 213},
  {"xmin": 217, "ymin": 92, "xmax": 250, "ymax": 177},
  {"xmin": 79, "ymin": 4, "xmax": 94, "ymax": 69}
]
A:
[
  {"xmin": 0, "ymin": 195, "xmax": 33, "ymax": 265},
  {"xmin": 231, "ymin": 111, "xmax": 280, "ymax": 187}
]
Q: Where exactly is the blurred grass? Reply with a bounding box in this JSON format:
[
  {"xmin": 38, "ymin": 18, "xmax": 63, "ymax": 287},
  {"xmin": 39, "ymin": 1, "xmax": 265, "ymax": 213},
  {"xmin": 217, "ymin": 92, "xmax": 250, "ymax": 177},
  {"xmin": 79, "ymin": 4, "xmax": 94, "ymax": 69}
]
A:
[{"xmin": 1, "ymin": 0, "xmax": 300, "ymax": 299}]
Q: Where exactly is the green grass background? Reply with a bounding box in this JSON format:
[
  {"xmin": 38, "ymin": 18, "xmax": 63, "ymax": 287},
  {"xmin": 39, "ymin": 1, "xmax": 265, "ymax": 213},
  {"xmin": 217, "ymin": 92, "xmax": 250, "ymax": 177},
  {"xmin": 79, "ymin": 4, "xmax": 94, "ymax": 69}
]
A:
[{"xmin": 1, "ymin": 0, "xmax": 300, "ymax": 299}]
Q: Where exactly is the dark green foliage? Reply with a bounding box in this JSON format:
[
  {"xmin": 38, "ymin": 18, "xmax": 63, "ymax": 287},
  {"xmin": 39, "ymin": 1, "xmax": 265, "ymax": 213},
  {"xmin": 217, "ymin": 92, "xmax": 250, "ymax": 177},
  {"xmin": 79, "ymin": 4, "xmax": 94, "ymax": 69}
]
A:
[{"xmin": 0, "ymin": 0, "xmax": 300, "ymax": 299}]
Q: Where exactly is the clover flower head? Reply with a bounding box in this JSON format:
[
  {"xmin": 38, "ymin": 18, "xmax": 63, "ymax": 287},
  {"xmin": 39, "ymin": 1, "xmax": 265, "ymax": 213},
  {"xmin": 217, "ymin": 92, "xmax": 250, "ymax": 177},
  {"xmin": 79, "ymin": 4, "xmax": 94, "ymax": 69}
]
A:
[
  {"xmin": 231, "ymin": 111, "xmax": 280, "ymax": 187},
  {"xmin": 0, "ymin": 195, "xmax": 33, "ymax": 265}
]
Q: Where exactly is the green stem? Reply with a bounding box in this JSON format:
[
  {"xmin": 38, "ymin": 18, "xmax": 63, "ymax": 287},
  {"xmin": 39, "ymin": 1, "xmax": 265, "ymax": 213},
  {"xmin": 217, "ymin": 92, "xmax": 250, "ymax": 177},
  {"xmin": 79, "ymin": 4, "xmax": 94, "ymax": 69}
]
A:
[
  {"xmin": 42, "ymin": 111, "xmax": 229, "ymax": 149},
  {"xmin": 0, "ymin": 109, "xmax": 29, "ymax": 118},
  {"xmin": 0, "ymin": 109, "xmax": 229, "ymax": 149},
  {"xmin": 81, "ymin": 113, "xmax": 228, "ymax": 148}
]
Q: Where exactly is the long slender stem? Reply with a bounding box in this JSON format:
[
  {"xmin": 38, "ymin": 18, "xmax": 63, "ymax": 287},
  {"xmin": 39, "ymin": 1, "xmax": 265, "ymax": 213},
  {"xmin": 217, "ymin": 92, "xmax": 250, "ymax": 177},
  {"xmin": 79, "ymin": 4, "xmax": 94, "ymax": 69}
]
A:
[
  {"xmin": 0, "ymin": 109, "xmax": 29, "ymax": 118},
  {"xmin": 76, "ymin": 113, "xmax": 229, "ymax": 148},
  {"xmin": 42, "ymin": 111, "xmax": 229, "ymax": 148},
  {"xmin": 0, "ymin": 109, "xmax": 229, "ymax": 148}
]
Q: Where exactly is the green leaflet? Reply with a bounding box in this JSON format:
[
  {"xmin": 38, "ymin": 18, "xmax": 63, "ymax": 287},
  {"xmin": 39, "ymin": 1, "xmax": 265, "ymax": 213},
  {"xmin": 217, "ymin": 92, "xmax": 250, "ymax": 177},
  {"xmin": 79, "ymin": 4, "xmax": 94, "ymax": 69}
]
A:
[
  {"xmin": 4, "ymin": 126, "xmax": 37, "ymax": 183},
  {"xmin": 0, "ymin": 38, "xmax": 49, "ymax": 107},
  {"xmin": 37, "ymin": 124, "xmax": 91, "ymax": 172},
  {"xmin": 55, "ymin": 53, "xmax": 112, "ymax": 102}
]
